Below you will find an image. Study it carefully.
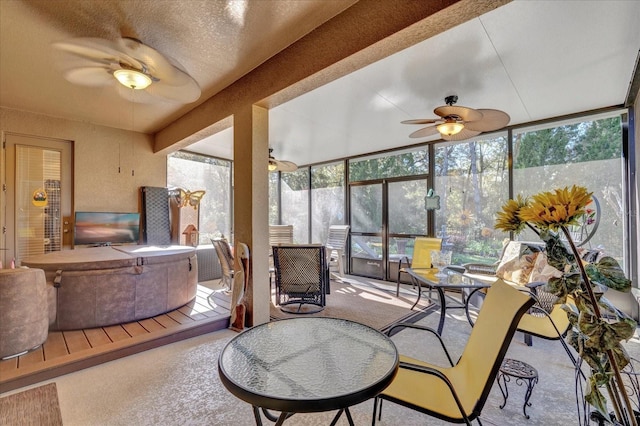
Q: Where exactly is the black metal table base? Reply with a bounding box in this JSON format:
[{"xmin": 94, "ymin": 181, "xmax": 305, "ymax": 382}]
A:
[
  {"xmin": 252, "ymin": 406, "xmax": 354, "ymax": 426},
  {"xmin": 496, "ymin": 358, "xmax": 539, "ymax": 419}
]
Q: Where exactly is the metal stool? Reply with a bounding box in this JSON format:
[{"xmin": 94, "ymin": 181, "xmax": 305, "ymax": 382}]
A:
[{"xmin": 497, "ymin": 358, "xmax": 539, "ymax": 419}]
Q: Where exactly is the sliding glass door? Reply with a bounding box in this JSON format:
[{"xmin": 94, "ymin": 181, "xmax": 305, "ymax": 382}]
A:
[{"xmin": 349, "ymin": 177, "xmax": 429, "ymax": 280}]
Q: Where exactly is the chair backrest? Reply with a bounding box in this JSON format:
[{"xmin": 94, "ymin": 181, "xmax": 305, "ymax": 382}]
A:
[
  {"xmin": 272, "ymin": 244, "xmax": 327, "ymax": 295},
  {"xmin": 517, "ymin": 293, "xmax": 574, "ymax": 340},
  {"xmin": 410, "ymin": 237, "xmax": 442, "ymax": 269},
  {"xmin": 211, "ymin": 238, "xmax": 234, "ymax": 279},
  {"xmin": 456, "ymin": 279, "xmax": 535, "ymax": 415},
  {"xmin": 326, "ymin": 225, "xmax": 350, "ymax": 250},
  {"xmin": 269, "ymin": 225, "xmax": 294, "ymax": 246}
]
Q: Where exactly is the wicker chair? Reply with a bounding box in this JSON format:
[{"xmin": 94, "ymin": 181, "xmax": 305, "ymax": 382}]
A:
[
  {"xmin": 212, "ymin": 238, "xmax": 234, "ymax": 291},
  {"xmin": 272, "ymin": 244, "xmax": 329, "ymax": 314}
]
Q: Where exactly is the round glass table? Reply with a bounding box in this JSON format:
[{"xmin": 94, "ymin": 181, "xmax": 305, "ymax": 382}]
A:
[{"xmin": 218, "ymin": 317, "xmax": 399, "ymax": 425}]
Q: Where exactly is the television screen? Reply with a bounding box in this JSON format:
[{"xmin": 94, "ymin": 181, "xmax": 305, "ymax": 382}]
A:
[{"xmin": 74, "ymin": 212, "xmax": 140, "ymax": 246}]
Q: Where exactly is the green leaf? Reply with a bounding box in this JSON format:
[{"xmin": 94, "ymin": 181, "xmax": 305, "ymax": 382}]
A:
[
  {"xmin": 585, "ymin": 257, "xmax": 632, "ymax": 292},
  {"xmin": 585, "ymin": 376, "xmax": 611, "ymax": 421}
]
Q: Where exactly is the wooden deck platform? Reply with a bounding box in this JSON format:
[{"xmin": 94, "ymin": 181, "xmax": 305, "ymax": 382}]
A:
[{"xmin": 0, "ymin": 284, "xmax": 231, "ymax": 393}]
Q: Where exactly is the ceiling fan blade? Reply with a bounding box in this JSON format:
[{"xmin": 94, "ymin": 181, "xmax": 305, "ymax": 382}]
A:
[
  {"xmin": 401, "ymin": 118, "xmax": 439, "ymax": 125},
  {"xmin": 441, "ymin": 128, "xmax": 482, "ymax": 141},
  {"xmin": 409, "ymin": 125, "xmax": 440, "ymax": 139},
  {"xmin": 145, "ymin": 79, "xmax": 201, "ymax": 103},
  {"xmin": 53, "ymin": 38, "xmax": 123, "ymax": 63},
  {"xmin": 464, "ymin": 109, "xmax": 511, "ymax": 132},
  {"xmin": 63, "ymin": 67, "xmax": 114, "ymax": 86},
  {"xmin": 54, "ymin": 36, "xmax": 201, "ymax": 104},
  {"xmin": 274, "ymin": 160, "xmax": 298, "ymax": 172},
  {"xmin": 434, "ymin": 105, "xmax": 483, "ymax": 122}
]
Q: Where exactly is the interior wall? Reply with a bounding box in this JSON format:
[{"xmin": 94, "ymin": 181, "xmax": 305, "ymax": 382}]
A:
[{"xmin": 0, "ymin": 107, "xmax": 166, "ymax": 213}]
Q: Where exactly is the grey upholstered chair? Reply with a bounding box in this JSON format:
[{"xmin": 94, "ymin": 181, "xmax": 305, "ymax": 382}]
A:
[
  {"xmin": 272, "ymin": 244, "xmax": 328, "ymax": 314},
  {"xmin": 0, "ymin": 268, "xmax": 49, "ymax": 359}
]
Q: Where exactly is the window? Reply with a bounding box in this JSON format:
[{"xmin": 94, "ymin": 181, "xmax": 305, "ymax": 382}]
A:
[
  {"xmin": 167, "ymin": 152, "xmax": 232, "ymax": 244},
  {"xmin": 349, "ymin": 148, "xmax": 428, "ymax": 181},
  {"xmin": 281, "ymin": 168, "xmax": 310, "ymax": 243},
  {"xmin": 434, "ymin": 135, "xmax": 509, "ymax": 264},
  {"xmin": 310, "ymin": 162, "xmax": 345, "ymax": 244},
  {"xmin": 513, "ymin": 114, "xmax": 625, "ymax": 266}
]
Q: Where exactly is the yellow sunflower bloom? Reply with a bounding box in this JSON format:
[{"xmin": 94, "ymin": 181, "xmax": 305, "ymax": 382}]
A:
[
  {"xmin": 495, "ymin": 194, "xmax": 529, "ymax": 233},
  {"xmin": 519, "ymin": 185, "xmax": 592, "ymax": 230}
]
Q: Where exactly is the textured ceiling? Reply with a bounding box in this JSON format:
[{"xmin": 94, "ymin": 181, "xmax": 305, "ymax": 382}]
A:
[
  {"xmin": 0, "ymin": 0, "xmax": 356, "ymax": 132},
  {"xmin": 1, "ymin": 1, "xmax": 639, "ymax": 168}
]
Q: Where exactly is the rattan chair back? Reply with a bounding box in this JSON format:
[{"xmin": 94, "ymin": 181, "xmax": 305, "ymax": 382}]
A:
[{"xmin": 272, "ymin": 244, "xmax": 328, "ymax": 314}]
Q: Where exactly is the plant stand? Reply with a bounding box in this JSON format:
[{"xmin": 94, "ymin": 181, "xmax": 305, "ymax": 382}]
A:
[{"xmin": 497, "ymin": 358, "xmax": 539, "ymax": 419}]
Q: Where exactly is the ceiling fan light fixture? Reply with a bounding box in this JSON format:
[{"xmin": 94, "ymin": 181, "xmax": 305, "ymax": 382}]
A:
[
  {"xmin": 113, "ymin": 69, "xmax": 152, "ymax": 90},
  {"xmin": 268, "ymin": 161, "xmax": 278, "ymax": 171},
  {"xmin": 436, "ymin": 121, "xmax": 464, "ymax": 136}
]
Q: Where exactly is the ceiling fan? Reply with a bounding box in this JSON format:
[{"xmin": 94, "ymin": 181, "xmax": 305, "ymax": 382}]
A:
[
  {"xmin": 52, "ymin": 36, "xmax": 201, "ymax": 104},
  {"xmin": 268, "ymin": 148, "xmax": 297, "ymax": 172},
  {"xmin": 401, "ymin": 95, "xmax": 510, "ymax": 141}
]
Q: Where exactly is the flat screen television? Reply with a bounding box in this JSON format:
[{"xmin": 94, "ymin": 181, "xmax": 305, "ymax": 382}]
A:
[{"xmin": 74, "ymin": 212, "xmax": 140, "ymax": 246}]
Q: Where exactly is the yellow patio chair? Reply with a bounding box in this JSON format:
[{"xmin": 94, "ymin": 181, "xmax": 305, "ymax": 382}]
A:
[
  {"xmin": 396, "ymin": 237, "xmax": 442, "ymax": 296},
  {"xmin": 373, "ymin": 279, "xmax": 535, "ymax": 425}
]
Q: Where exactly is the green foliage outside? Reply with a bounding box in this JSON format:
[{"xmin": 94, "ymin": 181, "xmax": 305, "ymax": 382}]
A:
[{"xmin": 168, "ymin": 115, "xmax": 624, "ymax": 275}]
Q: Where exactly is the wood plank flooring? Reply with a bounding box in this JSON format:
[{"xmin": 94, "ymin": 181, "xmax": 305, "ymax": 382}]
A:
[{"xmin": 0, "ymin": 284, "xmax": 231, "ymax": 393}]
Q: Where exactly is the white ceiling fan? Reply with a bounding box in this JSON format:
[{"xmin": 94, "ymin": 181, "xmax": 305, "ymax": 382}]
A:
[
  {"xmin": 52, "ymin": 36, "xmax": 201, "ymax": 104},
  {"xmin": 402, "ymin": 95, "xmax": 510, "ymax": 141},
  {"xmin": 268, "ymin": 148, "xmax": 297, "ymax": 172}
]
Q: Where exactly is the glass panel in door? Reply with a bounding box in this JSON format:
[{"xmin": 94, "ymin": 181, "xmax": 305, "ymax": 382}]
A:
[
  {"xmin": 349, "ymin": 183, "xmax": 383, "ymax": 279},
  {"xmin": 387, "ymin": 179, "xmax": 428, "ymax": 280}
]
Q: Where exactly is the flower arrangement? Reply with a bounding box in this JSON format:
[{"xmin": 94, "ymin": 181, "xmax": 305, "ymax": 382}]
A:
[{"xmin": 496, "ymin": 185, "xmax": 637, "ymax": 425}]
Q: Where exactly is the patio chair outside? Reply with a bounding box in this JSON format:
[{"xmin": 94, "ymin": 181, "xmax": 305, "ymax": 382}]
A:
[
  {"xmin": 373, "ymin": 279, "xmax": 535, "ymax": 425},
  {"xmin": 272, "ymin": 244, "xmax": 328, "ymax": 314},
  {"xmin": 326, "ymin": 225, "xmax": 349, "ymax": 280},
  {"xmin": 269, "ymin": 225, "xmax": 294, "ymax": 246},
  {"xmin": 212, "ymin": 238, "xmax": 234, "ymax": 291},
  {"xmin": 396, "ymin": 237, "xmax": 442, "ymax": 296}
]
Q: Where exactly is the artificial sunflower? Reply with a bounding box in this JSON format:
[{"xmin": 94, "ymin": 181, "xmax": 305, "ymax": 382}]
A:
[
  {"xmin": 494, "ymin": 194, "xmax": 529, "ymax": 233},
  {"xmin": 519, "ymin": 185, "xmax": 592, "ymax": 231},
  {"xmin": 459, "ymin": 209, "xmax": 474, "ymax": 226}
]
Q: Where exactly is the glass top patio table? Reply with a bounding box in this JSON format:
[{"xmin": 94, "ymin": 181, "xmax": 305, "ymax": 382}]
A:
[
  {"xmin": 406, "ymin": 267, "xmax": 490, "ymax": 335},
  {"xmin": 218, "ymin": 317, "xmax": 399, "ymax": 426}
]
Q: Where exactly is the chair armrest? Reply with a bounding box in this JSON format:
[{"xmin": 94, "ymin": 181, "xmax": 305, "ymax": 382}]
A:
[
  {"xmin": 398, "ymin": 255, "xmax": 410, "ymax": 270},
  {"xmin": 462, "ymin": 262, "xmax": 498, "ymax": 275},
  {"xmin": 387, "ymin": 322, "xmax": 455, "ymax": 367},
  {"xmin": 525, "ymin": 280, "xmax": 546, "ymax": 290},
  {"xmin": 444, "ymin": 265, "xmax": 466, "ymax": 274}
]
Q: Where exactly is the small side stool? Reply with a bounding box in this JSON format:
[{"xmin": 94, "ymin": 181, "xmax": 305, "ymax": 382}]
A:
[{"xmin": 496, "ymin": 358, "xmax": 539, "ymax": 419}]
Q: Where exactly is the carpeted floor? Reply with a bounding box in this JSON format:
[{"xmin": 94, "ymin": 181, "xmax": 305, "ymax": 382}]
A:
[
  {"xmin": 0, "ymin": 382, "xmax": 63, "ymax": 426},
  {"xmin": 270, "ymin": 277, "xmax": 432, "ymax": 331},
  {"xmin": 1, "ymin": 278, "xmax": 639, "ymax": 425}
]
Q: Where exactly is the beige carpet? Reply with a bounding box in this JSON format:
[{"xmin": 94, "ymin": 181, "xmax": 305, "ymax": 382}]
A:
[
  {"xmin": 0, "ymin": 382, "xmax": 63, "ymax": 426},
  {"xmin": 270, "ymin": 277, "xmax": 433, "ymax": 331},
  {"xmin": 40, "ymin": 312, "xmax": 640, "ymax": 425}
]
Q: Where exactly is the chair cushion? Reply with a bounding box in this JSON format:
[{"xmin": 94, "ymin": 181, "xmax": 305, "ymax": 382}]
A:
[
  {"xmin": 528, "ymin": 251, "xmax": 563, "ymax": 284},
  {"xmin": 495, "ymin": 241, "xmax": 542, "ymax": 285}
]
